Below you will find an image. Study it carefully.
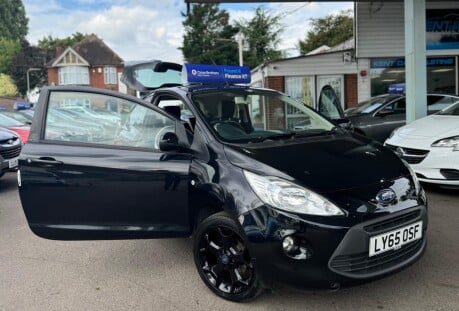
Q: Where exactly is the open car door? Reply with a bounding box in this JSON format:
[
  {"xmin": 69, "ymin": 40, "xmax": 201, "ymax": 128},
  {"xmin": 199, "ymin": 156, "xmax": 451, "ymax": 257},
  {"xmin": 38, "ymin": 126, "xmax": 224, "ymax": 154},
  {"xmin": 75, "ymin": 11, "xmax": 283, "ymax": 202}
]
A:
[
  {"xmin": 18, "ymin": 86, "xmax": 192, "ymax": 240},
  {"xmin": 318, "ymin": 85, "xmax": 352, "ymax": 129}
]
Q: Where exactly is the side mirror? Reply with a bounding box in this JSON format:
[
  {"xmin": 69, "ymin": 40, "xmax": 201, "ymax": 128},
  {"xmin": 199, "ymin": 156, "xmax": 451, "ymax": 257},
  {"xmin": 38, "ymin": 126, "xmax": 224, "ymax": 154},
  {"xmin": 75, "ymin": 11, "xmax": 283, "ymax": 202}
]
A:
[
  {"xmin": 159, "ymin": 132, "xmax": 185, "ymax": 152},
  {"xmin": 334, "ymin": 118, "xmax": 353, "ymax": 130}
]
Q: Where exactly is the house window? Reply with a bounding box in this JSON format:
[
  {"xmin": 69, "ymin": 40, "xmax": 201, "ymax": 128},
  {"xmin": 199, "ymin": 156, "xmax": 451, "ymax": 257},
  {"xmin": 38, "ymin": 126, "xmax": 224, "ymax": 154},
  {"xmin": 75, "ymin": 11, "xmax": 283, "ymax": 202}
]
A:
[
  {"xmin": 104, "ymin": 67, "xmax": 117, "ymax": 85},
  {"xmin": 58, "ymin": 66, "xmax": 89, "ymax": 85}
]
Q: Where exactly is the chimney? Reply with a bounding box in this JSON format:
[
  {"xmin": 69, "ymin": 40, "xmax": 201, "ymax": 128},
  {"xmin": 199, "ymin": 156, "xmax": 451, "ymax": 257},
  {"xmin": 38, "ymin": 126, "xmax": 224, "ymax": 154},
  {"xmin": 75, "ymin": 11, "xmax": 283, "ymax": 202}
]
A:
[{"xmin": 55, "ymin": 46, "xmax": 63, "ymax": 56}]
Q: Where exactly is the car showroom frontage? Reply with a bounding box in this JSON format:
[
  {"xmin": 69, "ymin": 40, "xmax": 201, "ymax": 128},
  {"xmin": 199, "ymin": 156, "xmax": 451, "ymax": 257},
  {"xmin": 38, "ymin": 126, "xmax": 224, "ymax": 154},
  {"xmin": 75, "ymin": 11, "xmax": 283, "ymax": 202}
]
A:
[{"xmin": 249, "ymin": 1, "xmax": 459, "ymax": 111}]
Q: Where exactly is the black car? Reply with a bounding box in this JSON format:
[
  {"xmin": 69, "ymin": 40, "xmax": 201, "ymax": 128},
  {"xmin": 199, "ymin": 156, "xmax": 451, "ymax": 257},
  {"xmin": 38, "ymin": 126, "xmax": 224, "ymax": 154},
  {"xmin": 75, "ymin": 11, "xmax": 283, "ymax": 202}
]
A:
[
  {"xmin": 0, "ymin": 127, "xmax": 21, "ymax": 178},
  {"xmin": 345, "ymin": 93, "xmax": 459, "ymax": 142},
  {"xmin": 17, "ymin": 62, "xmax": 427, "ymax": 301}
]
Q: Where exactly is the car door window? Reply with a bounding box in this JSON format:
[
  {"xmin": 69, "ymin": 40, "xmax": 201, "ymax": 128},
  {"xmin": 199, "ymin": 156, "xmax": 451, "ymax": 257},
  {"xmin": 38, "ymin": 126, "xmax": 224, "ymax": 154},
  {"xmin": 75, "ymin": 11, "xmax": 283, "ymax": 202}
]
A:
[
  {"xmin": 318, "ymin": 87, "xmax": 342, "ymax": 119},
  {"xmin": 44, "ymin": 91, "xmax": 174, "ymax": 150},
  {"xmin": 380, "ymin": 99, "xmax": 406, "ymax": 115},
  {"xmin": 427, "ymin": 95, "xmax": 454, "ymax": 112}
]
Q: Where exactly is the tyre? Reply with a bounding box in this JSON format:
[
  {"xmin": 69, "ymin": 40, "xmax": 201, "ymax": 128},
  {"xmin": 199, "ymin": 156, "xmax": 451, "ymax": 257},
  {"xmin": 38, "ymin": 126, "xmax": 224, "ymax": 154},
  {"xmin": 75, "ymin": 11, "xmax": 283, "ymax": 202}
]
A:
[{"xmin": 193, "ymin": 211, "xmax": 263, "ymax": 301}]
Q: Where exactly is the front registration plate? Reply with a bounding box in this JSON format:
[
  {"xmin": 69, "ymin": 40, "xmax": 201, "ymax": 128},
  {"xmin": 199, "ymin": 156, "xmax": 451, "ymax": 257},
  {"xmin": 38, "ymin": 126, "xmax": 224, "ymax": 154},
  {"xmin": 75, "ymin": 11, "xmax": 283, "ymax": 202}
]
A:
[
  {"xmin": 8, "ymin": 158, "xmax": 18, "ymax": 169},
  {"xmin": 369, "ymin": 221, "xmax": 422, "ymax": 257}
]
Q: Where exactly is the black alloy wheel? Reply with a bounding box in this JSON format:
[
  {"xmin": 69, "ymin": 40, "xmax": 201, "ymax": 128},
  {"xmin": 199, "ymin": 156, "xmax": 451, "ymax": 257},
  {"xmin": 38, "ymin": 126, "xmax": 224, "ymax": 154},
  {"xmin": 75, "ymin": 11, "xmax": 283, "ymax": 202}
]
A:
[{"xmin": 193, "ymin": 212, "xmax": 262, "ymax": 301}]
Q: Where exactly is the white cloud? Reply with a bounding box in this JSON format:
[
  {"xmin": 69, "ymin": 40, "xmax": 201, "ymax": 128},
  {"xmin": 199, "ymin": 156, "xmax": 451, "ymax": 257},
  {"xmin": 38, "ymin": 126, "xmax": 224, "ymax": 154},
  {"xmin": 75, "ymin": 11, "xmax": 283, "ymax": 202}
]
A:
[{"xmin": 23, "ymin": 1, "xmax": 352, "ymax": 64}]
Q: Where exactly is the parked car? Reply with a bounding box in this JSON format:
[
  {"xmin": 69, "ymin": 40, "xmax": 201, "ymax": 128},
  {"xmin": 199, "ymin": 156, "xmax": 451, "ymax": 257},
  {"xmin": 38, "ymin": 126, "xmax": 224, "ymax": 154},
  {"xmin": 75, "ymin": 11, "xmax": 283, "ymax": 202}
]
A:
[
  {"xmin": 0, "ymin": 110, "xmax": 33, "ymax": 125},
  {"xmin": 17, "ymin": 62, "xmax": 427, "ymax": 301},
  {"xmin": 385, "ymin": 101, "xmax": 459, "ymax": 188},
  {"xmin": 0, "ymin": 127, "xmax": 21, "ymax": 178},
  {"xmin": 0, "ymin": 113, "xmax": 30, "ymax": 143},
  {"xmin": 345, "ymin": 93, "xmax": 459, "ymax": 142}
]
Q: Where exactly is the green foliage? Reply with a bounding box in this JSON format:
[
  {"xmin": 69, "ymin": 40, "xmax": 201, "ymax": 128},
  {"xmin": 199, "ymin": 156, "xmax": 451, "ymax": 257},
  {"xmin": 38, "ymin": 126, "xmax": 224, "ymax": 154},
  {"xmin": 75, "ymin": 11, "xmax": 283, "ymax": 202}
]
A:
[
  {"xmin": 299, "ymin": 10, "xmax": 353, "ymax": 55},
  {"xmin": 236, "ymin": 7, "xmax": 283, "ymax": 69},
  {"xmin": 181, "ymin": 4, "xmax": 239, "ymax": 65},
  {"xmin": 0, "ymin": 38, "xmax": 20, "ymax": 73},
  {"xmin": 9, "ymin": 40, "xmax": 49, "ymax": 96},
  {"xmin": 38, "ymin": 32, "xmax": 87, "ymax": 51},
  {"xmin": 0, "ymin": 0, "xmax": 28, "ymax": 40},
  {"xmin": 0, "ymin": 73, "xmax": 18, "ymax": 96}
]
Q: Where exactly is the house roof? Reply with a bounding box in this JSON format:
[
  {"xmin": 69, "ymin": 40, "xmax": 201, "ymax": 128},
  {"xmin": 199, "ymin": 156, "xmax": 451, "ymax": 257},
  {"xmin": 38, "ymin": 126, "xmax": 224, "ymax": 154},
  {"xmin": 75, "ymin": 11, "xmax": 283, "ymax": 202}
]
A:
[{"xmin": 48, "ymin": 34, "xmax": 123, "ymax": 67}]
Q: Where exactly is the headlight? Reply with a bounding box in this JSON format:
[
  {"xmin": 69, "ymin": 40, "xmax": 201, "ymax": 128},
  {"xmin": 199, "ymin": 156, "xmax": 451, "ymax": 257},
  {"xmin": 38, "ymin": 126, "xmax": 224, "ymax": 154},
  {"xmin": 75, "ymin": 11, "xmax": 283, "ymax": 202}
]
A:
[
  {"xmin": 431, "ymin": 136, "xmax": 459, "ymax": 151},
  {"xmin": 401, "ymin": 160, "xmax": 421, "ymax": 195},
  {"xmin": 243, "ymin": 170, "xmax": 345, "ymax": 216}
]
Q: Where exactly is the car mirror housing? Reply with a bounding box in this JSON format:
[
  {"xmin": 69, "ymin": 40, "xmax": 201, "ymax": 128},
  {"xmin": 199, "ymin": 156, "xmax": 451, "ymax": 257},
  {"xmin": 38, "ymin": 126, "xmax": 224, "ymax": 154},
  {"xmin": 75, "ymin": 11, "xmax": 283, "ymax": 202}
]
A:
[{"xmin": 159, "ymin": 121, "xmax": 191, "ymax": 152}]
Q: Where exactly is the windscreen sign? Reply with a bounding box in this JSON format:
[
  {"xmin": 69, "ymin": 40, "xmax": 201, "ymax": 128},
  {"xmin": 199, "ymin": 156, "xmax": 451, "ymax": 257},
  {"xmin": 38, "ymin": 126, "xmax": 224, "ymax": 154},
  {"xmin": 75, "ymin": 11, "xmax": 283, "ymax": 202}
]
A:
[
  {"xmin": 182, "ymin": 64, "xmax": 251, "ymax": 84},
  {"xmin": 427, "ymin": 10, "xmax": 459, "ymax": 50}
]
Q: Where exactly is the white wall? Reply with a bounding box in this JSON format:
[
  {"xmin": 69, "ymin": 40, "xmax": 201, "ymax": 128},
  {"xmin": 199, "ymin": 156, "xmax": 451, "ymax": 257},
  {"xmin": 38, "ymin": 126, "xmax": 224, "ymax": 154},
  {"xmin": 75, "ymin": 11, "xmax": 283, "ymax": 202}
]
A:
[{"xmin": 357, "ymin": 2, "xmax": 459, "ymax": 58}]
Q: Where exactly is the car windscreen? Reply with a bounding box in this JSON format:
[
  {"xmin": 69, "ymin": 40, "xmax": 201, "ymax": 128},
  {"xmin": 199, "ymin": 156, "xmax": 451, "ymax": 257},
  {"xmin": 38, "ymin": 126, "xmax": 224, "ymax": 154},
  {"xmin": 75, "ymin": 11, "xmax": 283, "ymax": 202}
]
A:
[
  {"xmin": 0, "ymin": 113, "xmax": 25, "ymax": 127},
  {"xmin": 437, "ymin": 101, "xmax": 459, "ymax": 116},
  {"xmin": 350, "ymin": 96, "xmax": 396, "ymax": 115},
  {"xmin": 191, "ymin": 89, "xmax": 335, "ymax": 144}
]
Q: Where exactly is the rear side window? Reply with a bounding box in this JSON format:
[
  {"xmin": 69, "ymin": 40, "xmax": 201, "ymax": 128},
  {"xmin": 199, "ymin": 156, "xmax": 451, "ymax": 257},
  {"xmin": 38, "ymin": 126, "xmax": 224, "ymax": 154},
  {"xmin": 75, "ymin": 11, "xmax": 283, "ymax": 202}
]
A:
[
  {"xmin": 427, "ymin": 95, "xmax": 455, "ymax": 112},
  {"xmin": 44, "ymin": 91, "xmax": 174, "ymax": 150}
]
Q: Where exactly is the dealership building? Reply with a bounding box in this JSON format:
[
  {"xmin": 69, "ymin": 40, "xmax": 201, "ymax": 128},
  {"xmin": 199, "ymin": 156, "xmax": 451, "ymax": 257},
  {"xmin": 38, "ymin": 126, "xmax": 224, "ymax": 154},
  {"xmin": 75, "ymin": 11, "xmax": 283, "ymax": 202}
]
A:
[{"xmin": 249, "ymin": 1, "xmax": 459, "ymax": 110}]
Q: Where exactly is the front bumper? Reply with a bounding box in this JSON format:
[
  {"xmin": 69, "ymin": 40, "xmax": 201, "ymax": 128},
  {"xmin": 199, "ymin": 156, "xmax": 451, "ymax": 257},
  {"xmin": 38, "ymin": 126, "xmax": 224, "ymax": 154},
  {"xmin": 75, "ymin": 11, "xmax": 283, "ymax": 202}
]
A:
[
  {"xmin": 240, "ymin": 204, "xmax": 427, "ymax": 289},
  {"xmin": 386, "ymin": 144, "xmax": 459, "ymax": 186}
]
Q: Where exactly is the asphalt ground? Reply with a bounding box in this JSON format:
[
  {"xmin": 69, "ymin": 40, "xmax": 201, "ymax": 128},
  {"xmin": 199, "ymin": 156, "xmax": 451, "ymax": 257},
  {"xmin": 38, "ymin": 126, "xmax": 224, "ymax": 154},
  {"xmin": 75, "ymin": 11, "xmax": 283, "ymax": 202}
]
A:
[{"xmin": 0, "ymin": 172, "xmax": 458, "ymax": 311}]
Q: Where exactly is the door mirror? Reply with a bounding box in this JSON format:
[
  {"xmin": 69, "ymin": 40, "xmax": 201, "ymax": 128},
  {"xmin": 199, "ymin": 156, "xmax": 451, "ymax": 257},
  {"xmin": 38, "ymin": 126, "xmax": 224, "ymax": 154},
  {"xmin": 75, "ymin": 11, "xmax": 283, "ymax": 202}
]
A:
[
  {"xmin": 318, "ymin": 85, "xmax": 345, "ymax": 120},
  {"xmin": 159, "ymin": 132, "xmax": 183, "ymax": 152},
  {"xmin": 334, "ymin": 118, "xmax": 353, "ymax": 130}
]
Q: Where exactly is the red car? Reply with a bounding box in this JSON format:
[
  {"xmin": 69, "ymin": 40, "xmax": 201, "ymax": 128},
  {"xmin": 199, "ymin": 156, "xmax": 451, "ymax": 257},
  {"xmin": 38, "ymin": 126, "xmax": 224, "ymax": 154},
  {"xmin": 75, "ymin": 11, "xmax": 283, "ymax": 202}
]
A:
[{"xmin": 0, "ymin": 113, "xmax": 30, "ymax": 143}]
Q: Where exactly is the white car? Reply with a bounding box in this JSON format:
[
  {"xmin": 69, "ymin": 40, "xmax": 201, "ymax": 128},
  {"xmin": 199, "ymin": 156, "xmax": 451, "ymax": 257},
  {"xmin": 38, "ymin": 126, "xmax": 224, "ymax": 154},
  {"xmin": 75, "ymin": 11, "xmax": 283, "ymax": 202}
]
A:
[{"xmin": 385, "ymin": 101, "xmax": 459, "ymax": 187}]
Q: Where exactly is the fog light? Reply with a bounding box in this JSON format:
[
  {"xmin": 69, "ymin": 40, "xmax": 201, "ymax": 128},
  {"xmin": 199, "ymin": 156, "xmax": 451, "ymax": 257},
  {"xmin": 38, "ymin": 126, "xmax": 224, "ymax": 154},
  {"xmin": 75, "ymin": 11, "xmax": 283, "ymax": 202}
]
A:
[{"xmin": 282, "ymin": 236, "xmax": 298, "ymax": 254}]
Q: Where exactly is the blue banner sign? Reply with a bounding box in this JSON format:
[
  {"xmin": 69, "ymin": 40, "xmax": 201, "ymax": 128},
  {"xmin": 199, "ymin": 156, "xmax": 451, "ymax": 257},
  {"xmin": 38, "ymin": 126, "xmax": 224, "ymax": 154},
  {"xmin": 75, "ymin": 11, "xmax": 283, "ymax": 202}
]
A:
[
  {"xmin": 371, "ymin": 57, "xmax": 456, "ymax": 68},
  {"xmin": 388, "ymin": 83, "xmax": 406, "ymax": 94},
  {"xmin": 182, "ymin": 64, "xmax": 251, "ymax": 84}
]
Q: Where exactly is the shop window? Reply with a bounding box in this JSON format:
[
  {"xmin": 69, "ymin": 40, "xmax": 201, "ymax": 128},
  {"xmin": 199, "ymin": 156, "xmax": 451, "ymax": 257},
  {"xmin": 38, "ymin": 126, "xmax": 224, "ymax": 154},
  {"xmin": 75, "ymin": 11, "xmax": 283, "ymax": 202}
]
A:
[{"xmin": 370, "ymin": 57, "xmax": 456, "ymax": 96}]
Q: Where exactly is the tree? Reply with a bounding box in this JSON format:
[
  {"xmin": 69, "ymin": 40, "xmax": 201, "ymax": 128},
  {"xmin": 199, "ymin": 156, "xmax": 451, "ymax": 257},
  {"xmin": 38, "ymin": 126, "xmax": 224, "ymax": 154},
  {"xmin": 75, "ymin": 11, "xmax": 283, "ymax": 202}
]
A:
[
  {"xmin": 0, "ymin": 73, "xmax": 18, "ymax": 96},
  {"xmin": 0, "ymin": 38, "xmax": 20, "ymax": 73},
  {"xmin": 299, "ymin": 10, "xmax": 353, "ymax": 55},
  {"xmin": 38, "ymin": 32, "xmax": 87, "ymax": 51},
  {"xmin": 236, "ymin": 7, "xmax": 283, "ymax": 69},
  {"xmin": 181, "ymin": 4, "xmax": 239, "ymax": 65},
  {"xmin": 0, "ymin": 0, "xmax": 28, "ymax": 74},
  {"xmin": 0, "ymin": 0, "xmax": 28, "ymax": 40},
  {"xmin": 9, "ymin": 40, "xmax": 49, "ymax": 96}
]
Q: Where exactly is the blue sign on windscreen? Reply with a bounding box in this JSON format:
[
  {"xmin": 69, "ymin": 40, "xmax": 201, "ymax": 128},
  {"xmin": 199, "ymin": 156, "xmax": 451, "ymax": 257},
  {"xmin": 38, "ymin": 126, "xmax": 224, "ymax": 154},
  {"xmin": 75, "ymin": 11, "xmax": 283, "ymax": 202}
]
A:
[{"xmin": 183, "ymin": 64, "xmax": 251, "ymax": 84}]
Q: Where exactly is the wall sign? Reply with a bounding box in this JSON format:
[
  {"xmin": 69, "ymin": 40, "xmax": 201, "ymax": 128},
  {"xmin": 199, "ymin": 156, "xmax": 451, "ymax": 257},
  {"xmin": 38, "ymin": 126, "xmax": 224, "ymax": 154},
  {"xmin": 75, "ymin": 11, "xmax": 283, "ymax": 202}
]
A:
[
  {"xmin": 371, "ymin": 57, "xmax": 456, "ymax": 68},
  {"xmin": 426, "ymin": 10, "xmax": 459, "ymax": 50}
]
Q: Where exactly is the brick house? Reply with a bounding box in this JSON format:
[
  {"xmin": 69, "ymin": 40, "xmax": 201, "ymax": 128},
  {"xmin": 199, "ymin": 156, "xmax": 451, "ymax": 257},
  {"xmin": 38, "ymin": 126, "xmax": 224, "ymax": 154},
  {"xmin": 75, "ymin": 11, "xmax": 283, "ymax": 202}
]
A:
[{"xmin": 47, "ymin": 35, "xmax": 124, "ymax": 92}]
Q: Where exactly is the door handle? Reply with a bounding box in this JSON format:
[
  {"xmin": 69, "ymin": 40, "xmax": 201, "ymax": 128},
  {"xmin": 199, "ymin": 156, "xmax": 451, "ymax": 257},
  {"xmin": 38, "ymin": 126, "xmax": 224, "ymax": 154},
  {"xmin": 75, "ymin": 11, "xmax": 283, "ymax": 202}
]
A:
[{"xmin": 27, "ymin": 157, "xmax": 64, "ymax": 166}]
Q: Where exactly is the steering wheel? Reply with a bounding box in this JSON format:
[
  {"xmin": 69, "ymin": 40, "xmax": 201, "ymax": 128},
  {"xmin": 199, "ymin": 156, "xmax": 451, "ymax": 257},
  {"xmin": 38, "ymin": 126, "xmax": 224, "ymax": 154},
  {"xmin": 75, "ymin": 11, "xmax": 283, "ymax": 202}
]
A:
[{"xmin": 212, "ymin": 120, "xmax": 247, "ymax": 138}]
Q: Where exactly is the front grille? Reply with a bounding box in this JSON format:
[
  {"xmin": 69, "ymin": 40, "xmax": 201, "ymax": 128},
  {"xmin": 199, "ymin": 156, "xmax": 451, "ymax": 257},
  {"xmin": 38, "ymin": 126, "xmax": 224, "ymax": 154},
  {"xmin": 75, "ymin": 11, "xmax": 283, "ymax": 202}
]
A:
[
  {"xmin": 364, "ymin": 210, "xmax": 421, "ymax": 233},
  {"xmin": 440, "ymin": 169, "xmax": 459, "ymax": 180},
  {"xmin": 385, "ymin": 144, "xmax": 429, "ymax": 164},
  {"xmin": 330, "ymin": 239, "xmax": 423, "ymax": 276},
  {"xmin": 0, "ymin": 145, "xmax": 21, "ymax": 159}
]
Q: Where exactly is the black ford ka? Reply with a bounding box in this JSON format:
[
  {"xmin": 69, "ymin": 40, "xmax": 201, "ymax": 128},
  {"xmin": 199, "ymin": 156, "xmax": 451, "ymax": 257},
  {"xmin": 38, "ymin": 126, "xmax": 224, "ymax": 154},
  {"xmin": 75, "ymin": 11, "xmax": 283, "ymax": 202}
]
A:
[{"xmin": 17, "ymin": 62, "xmax": 427, "ymax": 301}]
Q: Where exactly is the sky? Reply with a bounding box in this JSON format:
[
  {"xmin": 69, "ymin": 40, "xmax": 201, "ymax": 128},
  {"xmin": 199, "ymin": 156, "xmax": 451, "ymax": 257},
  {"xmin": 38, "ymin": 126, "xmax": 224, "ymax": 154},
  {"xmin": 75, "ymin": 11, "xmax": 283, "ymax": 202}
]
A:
[{"xmin": 23, "ymin": 0, "xmax": 353, "ymax": 64}]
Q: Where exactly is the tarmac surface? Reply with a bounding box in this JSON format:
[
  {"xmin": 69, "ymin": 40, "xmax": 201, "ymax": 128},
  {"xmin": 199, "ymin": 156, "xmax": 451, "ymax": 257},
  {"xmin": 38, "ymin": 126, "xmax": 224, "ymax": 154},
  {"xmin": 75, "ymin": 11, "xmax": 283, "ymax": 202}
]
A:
[{"xmin": 0, "ymin": 172, "xmax": 458, "ymax": 311}]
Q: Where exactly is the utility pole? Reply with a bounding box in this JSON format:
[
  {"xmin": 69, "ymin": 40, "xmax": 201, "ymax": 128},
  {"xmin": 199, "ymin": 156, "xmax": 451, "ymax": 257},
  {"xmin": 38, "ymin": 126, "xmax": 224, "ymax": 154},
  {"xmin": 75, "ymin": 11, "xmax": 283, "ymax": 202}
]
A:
[{"xmin": 236, "ymin": 33, "xmax": 244, "ymax": 66}]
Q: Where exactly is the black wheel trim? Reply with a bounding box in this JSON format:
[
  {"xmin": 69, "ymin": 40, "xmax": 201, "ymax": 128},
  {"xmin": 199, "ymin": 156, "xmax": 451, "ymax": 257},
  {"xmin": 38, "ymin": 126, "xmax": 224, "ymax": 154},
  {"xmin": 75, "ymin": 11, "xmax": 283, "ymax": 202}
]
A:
[{"xmin": 198, "ymin": 225, "xmax": 255, "ymax": 296}]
